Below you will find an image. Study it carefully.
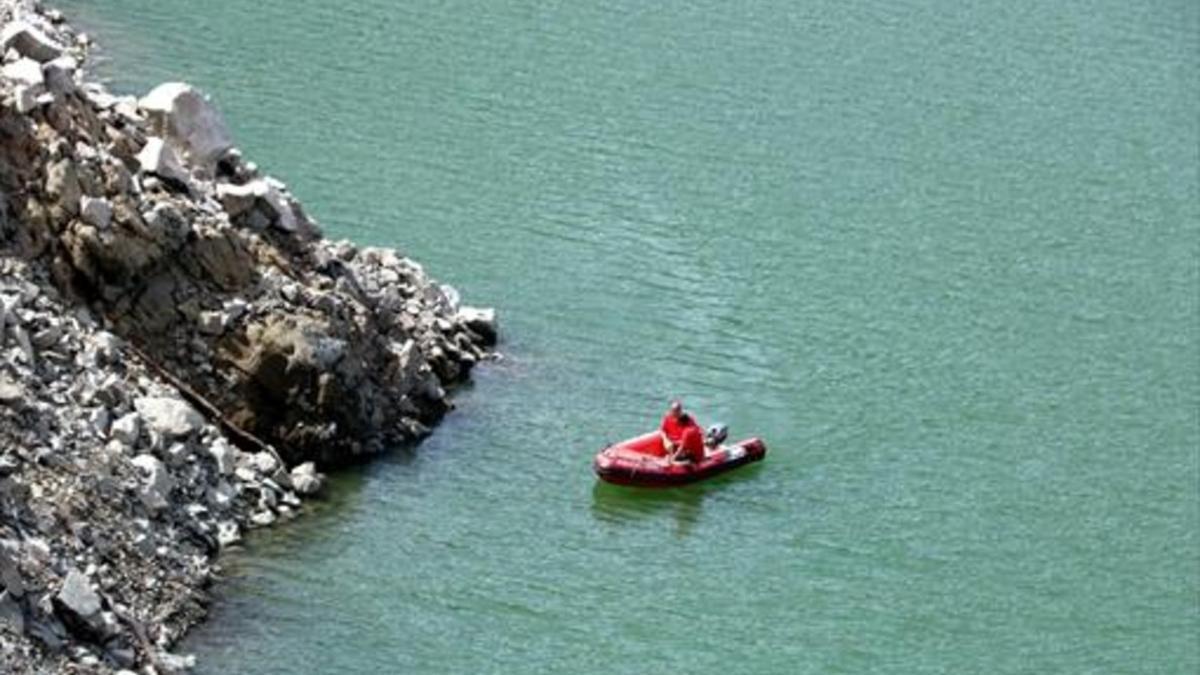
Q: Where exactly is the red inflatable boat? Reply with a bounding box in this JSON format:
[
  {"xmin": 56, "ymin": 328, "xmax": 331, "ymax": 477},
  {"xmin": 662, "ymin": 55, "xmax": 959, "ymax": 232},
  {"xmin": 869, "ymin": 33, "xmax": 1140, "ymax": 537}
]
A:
[{"xmin": 593, "ymin": 432, "xmax": 767, "ymax": 487}]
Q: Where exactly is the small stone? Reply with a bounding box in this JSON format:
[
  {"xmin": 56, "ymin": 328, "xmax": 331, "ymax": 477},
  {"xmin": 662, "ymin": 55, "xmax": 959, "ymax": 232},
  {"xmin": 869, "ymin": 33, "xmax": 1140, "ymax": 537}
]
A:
[
  {"xmin": 79, "ymin": 196, "xmax": 113, "ymax": 229},
  {"xmin": 13, "ymin": 84, "xmax": 37, "ymax": 113},
  {"xmin": 249, "ymin": 511, "xmax": 276, "ymax": 527},
  {"xmin": 88, "ymin": 407, "xmax": 111, "ymax": 438},
  {"xmin": 110, "ymin": 412, "xmax": 140, "ymax": 446},
  {"xmin": 53, "ymin": 568, "xmax": 107, "ymax": 640},
  {"xmin": 130, "ymin": 454, "xmax": 173, "ymax": 512},
  {"xmin": 134, "ymin": 396, "xmax": 204, "ymax": 437},
  {"xmin": 197, "ymin": 310, "xmax": 226, "ymax": 335},
  {"xmin": 0, "ymin": 376, "xmax": 22, "ymax": 405},
  {"xmin": 215, "ymin": 521, "xmax": 240, "ymax": 548},
  {"xmin": 163, "ymin": 442, "xmax": 190, "ymax": 466},
  {"xmin": 207, "ymin": 480, "xmax": 237, "ymax": 510},
  {"xmin": 207, "ymin": 437, "xmax": 236, "ymax": 476}
]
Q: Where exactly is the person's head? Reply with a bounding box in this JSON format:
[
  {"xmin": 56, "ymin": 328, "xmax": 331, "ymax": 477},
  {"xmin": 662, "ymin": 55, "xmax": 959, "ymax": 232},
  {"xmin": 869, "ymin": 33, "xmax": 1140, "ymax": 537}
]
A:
[{"xmin": 668, "ymin": 399, "xmax": 683, "ymax": 419}]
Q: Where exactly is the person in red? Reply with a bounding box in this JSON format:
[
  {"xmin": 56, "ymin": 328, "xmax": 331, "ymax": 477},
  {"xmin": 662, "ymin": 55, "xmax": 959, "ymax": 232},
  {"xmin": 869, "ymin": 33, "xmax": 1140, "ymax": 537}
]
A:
[{"xmin": 660, "ymin": 399, "xmax": 705, "ymax": 464}]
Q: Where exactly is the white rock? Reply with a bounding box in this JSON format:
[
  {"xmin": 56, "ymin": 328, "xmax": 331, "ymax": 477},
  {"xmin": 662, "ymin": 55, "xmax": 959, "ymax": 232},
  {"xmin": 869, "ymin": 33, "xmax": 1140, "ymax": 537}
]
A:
[
  {"xmin": 0, "ymin": 376, "xmax": 22, "ymax": 405},
  {"xmin": 197, "ymin": 310, "xmax": 225, "ymax": 335},
  {"xmin": 13, "ymin": 84, "xmax": 37, "ymax": 113},
  {"xmin": 2, "ymin": 56, "xmax": 43, "ymax": 87},
  {"xmin": 135, "ymin": 137, "xmax": 191, "ymax": 187},
  {"xmin": 207, "ymin": 437, "xmax": 236, "ymax": 475},
  {"xmin": 262, "ymin": 183, "xmax": 297, "ymax": 231},
  {"xmin": 216, "ymin": 178, "xmax": 297, "ymax": 231},
  {"xmin": 0, "ymin": 21, "xmax": 65, "ymax": 63},
  {"xmin": 79, "ymin": 196, "xmax": 112, "ymax": 229},
  {"xmin": 139, "ymin": 82, "xmax": 233, "ymax": 169},
  {"xmin": 215, "ymin": 180, "xmax": 265, "ymax": 217},
  {"xmin": 249, "ymin": 511, "xmax": 276, "ymax": 527},
  {"xmin": 88, "ymin": 407, "xmax": 111, "ymax": 438},
  {"xmin": 289, "ymin": 462, "xmax": 324, "ymax": 496},
  {"xmin": 130, "ymin": 454, "xmax": 173, "ymax": 512},
  {"xmin": 223, "ymin": 298, "xmax": 249, "ymax": 322},
  {"xmin": 134, "ymin": 396, "xmax": 204, "ymax": 438},
  {"xmin": 248, "ymin": 451, "xmax": 278, "ymax": 476},
  {"xmin": 216, "ymin": 521, "xmax": 240, "ymax": 548}
]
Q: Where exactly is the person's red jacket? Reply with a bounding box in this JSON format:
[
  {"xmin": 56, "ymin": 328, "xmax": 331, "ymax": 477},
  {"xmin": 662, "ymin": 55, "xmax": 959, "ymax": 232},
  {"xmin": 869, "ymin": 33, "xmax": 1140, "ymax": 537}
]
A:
[
  {"xmin": 661, "ymin": 413, "xmax": 704, "ymax": 462},
  {"xmin": 678, "ymin": 424, "xmax": 705, "ymax": 463}
]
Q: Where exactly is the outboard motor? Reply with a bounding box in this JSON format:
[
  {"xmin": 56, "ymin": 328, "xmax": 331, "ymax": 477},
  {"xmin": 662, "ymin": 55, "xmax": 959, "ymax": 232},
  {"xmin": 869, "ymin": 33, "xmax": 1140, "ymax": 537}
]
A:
[{"xmin": 705, "ymin": 424, "xmax": 729, "ymax": 448}]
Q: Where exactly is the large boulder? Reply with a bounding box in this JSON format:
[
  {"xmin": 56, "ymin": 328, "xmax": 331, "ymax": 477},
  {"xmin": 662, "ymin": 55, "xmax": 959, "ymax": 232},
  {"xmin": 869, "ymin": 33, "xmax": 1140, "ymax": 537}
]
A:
[
  {"xmin": 139, "ymin": 82, "xmax": 233, "ymax": 170},
  {"xmin": 0, "ymin": 21, "xmax": 65, "ymax": 62},
  {"xmin": 134, "ymin": 396, "xmax": 204, "ymax": 438}
]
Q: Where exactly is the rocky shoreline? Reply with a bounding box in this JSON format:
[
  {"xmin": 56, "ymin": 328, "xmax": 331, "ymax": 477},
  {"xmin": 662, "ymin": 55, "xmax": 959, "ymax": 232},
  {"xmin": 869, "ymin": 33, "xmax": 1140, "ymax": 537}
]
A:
[{"xmin": 0, "ymin": 2, "xmax": 496, "ymax": 672}]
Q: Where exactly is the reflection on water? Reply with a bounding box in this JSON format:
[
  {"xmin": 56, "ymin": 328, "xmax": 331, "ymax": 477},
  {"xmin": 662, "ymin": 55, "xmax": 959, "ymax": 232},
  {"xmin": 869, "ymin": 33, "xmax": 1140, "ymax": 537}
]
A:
[{"xmin": 589, "ymin": 464, "xmax": 765, "ymax": 538}]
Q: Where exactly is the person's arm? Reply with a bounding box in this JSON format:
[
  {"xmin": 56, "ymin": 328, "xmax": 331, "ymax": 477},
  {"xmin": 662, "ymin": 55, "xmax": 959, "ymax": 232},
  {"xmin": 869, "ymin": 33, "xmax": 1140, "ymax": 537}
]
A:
[{"xmin": 659, "ymin": 415, "xmax": 676, "ymax": 454}]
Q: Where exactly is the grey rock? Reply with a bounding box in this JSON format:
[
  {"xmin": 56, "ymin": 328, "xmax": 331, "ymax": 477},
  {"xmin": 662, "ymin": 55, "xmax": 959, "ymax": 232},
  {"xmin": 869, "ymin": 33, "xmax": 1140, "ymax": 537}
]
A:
[
  {"xmin": 44, "ymin": 159, "xmax": 81, "ymax": 215},
  {"xmin": 0, "ymin": 590, "xmax": 23, "ymax": 634},
  {"xmin": 109, "ymin": 412, "xmax": 140, "ymax": 447},
  {"xmin": 0, "ymin": 539, "xmax": 23, "ymax": 597},
  {"xmin": 139, "ymin": 82, "xmax": 233, "ymax": 169},
  {"xmin": 79, "ymin": 196, "xmax": 112, "ymax": 229},
  {"xmin": 0, "ymin": 21, "xmax": 65, "ymax": 62},
  {"xmin": 88, "ymin": 406, "xmax": 111, "ymax": 438},
  {"xmin": 53, "ymin": 568, "xmax": 107, "ymax": 640},
  {"xmin": 42, "ymin": 54, "xmax": 76, "ymax": 95},
  {"xmin": 130, "ymin": 454, "xmax": 173, "ymax": 512},
  {"xmin": 135, "ymin": 136, "xmax": 191, "ymax": 187},
  {"xmin": 134, "ymin": 396, "xmax": 204, "ymax": 437}
]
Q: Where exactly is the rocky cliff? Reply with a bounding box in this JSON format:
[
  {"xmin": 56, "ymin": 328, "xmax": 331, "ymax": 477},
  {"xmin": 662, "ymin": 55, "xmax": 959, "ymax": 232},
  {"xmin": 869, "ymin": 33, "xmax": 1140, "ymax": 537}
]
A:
[{"xmin": 0, "ymin": 2, "xmax": 496, "ymax": 672}]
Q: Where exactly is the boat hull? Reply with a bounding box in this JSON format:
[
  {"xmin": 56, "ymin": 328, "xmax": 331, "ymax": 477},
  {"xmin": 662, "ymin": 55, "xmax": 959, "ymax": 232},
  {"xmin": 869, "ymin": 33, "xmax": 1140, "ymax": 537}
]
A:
[{"xmin": 593, "ymin": 432, "xmax": 767, "ymax": 487}]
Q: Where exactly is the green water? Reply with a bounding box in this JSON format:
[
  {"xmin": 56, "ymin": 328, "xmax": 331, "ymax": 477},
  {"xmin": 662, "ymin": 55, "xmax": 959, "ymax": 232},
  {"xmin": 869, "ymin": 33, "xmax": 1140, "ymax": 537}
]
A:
[{"xmin": 61, "ymin": 1, "xmax": 1198, "ymax": 672}]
